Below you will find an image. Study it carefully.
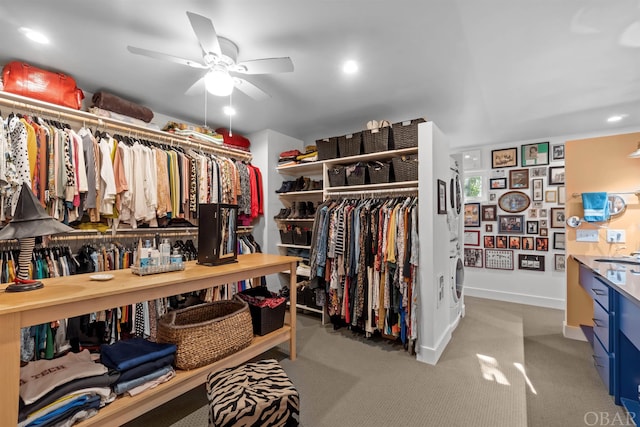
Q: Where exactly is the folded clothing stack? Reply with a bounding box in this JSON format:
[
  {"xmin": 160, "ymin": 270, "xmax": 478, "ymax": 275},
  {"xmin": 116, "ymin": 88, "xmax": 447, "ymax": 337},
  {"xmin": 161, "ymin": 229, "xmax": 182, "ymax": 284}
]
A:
[
  {"xmin": 296, "ymin": 145, "xmax": 318, "ymax": 163},
  {"xmin": 92, "ymin": 91, "xmax": 154, "ymax": 123},
  {"xmin": 279, "ymin": 149, "xmax": 302, "ymax": 167}
]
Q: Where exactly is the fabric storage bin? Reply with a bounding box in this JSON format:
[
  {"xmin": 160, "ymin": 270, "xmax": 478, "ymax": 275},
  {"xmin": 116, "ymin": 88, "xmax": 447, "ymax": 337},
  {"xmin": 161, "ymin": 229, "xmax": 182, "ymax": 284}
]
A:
[
  {"xmin": 367, "ymin": 161, "xmax": 392, "ymax": 184},
  {"xmin": 293, "ymin": 226, "xmax": 310, "ymax": 246},
  {"xmin": 346, "ymin": 162, "xmax": 366, "ymax": 186},
  {"xmin": 157, "ymin": 299, "xmax": 253, "ymax": 370},
  {"xmin": 328, "ymin": 165, "xmax": 346, "ymax": 187},
  {"xmin": 362, "ymin": 126, "xmax": 391, "ymax": 154},
  {"xmin": 280, "ymin": 229, "xmax": 294, "ymax": 244},
  {"xmin": 392, "ymin": 118, "xmax": 425, "ymax": 149},
  {"xmin": 316, "ymin": 137, "xmax": 338, "ymax": 160},
  {"xmin": 237, "ymin": 287, "xmax": 287, "ymax": 336},
  {"xmin": 338, "ymin": 132, "xmax": 362, "ymax": 158},
  {"xmin": 392, "ymin": 154, "xmax": 419, "ymax": 181}
]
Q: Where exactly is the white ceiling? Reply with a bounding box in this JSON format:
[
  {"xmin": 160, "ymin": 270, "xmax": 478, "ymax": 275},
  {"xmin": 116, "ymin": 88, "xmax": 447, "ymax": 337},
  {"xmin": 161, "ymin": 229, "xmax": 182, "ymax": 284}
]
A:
[{"xmin": 0, "ymin": 0, "xmax": 638, "ymax": 148}]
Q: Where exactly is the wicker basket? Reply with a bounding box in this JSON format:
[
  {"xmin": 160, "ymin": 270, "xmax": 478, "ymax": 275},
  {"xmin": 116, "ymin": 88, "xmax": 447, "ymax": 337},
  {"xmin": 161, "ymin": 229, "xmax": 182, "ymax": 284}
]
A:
[
  {"xmin": 367, "ymin": 161, "xmax": 392, "ymax": 184},
  {"xmin": 157, "ymin": 299, "xmax": 253, "ymax": 370},
  {"xmin": 316, "ymin": 137, "xmax": 338, "ymax": 160},
  {"xmin": 237, "ymin": 287, "xmax": 286, "ymax": 336},
  {"xmin": 392, "ymin": 118, "xmax": 425, "ymax": 149},
  {"xmin": 346, "ymin": 163, "xmax": 366, "ymax": 186},
  {"xmin": 338, "ymin": 132, "xmax": 362, "ymax": 158},
  {"xmin": 327, "ymin": 166, "xmax": 346, "ymax": 187},
  {"xmin": 392, "ymin": 155, "xmax": 419, "ymax": 181},
  {"xmin": 362, "ymin": 127, "xmax": 391, "ymax": 154}
]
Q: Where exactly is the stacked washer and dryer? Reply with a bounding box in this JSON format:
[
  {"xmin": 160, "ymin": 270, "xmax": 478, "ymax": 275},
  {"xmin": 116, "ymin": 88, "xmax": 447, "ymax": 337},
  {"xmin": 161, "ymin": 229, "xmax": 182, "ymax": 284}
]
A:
[{"xmin": 447, "ymin": 157, "xmax": 465, "ymax": 324}]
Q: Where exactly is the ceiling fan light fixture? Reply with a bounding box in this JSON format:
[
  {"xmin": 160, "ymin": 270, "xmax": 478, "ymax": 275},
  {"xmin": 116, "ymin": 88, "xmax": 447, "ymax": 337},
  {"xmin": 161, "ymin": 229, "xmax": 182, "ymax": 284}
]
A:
[{"xmin": 205, "ymin": 67, "xmax": 234, "ymax": 97}]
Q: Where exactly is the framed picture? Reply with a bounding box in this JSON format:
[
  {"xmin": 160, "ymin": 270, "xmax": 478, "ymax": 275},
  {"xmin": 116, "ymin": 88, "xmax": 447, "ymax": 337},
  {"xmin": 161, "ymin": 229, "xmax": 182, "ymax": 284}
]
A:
[
  {"xmin": 437, "ymin": 179, "xmax": 447, "ymax": 214},
  {"xmin": 531, "ymin": 178, "xmax": 544, "ymax": 201},
  {"xmin": 481, "ymin": 205, "xmax": 497, "ymax": 221},
  {"xmin": 485, "ymin": 224, "xmax": 493, "ymax": 232},
  {"xmin": 498, "ymin": 215, "xmax": 524, "ymax": 234},
  {"xmin": 484, "ymin": 235, "xmax": 495, "ymax": 248},
  {"xmin": 498, "ymin": 191, "xmax": 531, "ymax": 213},
  {"xmin": 496, "ymin": 235, "xmax": 508, "ymax": 248},
  {"xmin": 464, "ymin": 203, "xmax": 481, "ymax": 227},
  {"xmin": 553, "ymin": 232, "xmax": 566, "ymax": 250},
  {"xmin": 463, "ymin": 149, "xmax": 483, "ymax": 170},
  {"xmin": 530, "ymin": 167, "xmax": 547, "ymax": 178},
  {"xmin": 464, "ymin": 230, "xmax": 481, "ymax": 246},
  {"xmin": 528, "ymin": 208, "xmax": 538, "ymax": 218},
  {"xmin": 464, "ymin": 248, "xmax": 483, "ymax": 268},
  {"xmin": 545, "ymin": 190, "xmax": 556, "ymax": 203},
  {"xmin": 509, "ymin": 169, "xmax": 530, "ymax": 189},
  {"xmin": 539, "ymin": 208, "xmax": 548, "ymax": 218},
  {"xmin": 526, "ymin": 220, "xmax": 539, "ymax": 234},
  {"xmin": 550, "ymin": 208, "xmax": 565, "ymax": 228},
  {"xmin": 489, "ymin": 193, "xmax": 497, "ymax": 202},
  {"xmin": 522, "ymin": 236, "xmax": 534, "ymax": 250},
  {"xmin": 540, "ymin": 227, "xmax": 548, "ymax": 236},
  {"xmin": 491, "ymin": 147, "xmax": 518, "ymax": 169},
  {"xmin": 540, "ymin": 219, "xmax": 548, "ymax": 228},
  {"xmin": 554, "ymin": 254, "xmax": 565, "ymax": 272},
  {"xmin": 536, "ymin": 237, "xmax": 549, "ymax": 251},
  {"xmin": 552, "ymin": 144, "xmax": 565, "ymax": 160},
  {"xmin": 532, "ymin": 202, "xmax": 543, "ymax": 209},
  {"xmin": 549, "ymin": 166, "xmax": 565, "ymax": 185},
  {"xmin": 490, "ymin": 177, "xmax": 508, "ymax": 190},
  {"xmin": 557, "ymin": 186, "xmax": 566, "ymax": 205},
  {"xmin": 518, "ymin": 254, "xmax": 545, "ymax": 271},
  {"xmin": 521, "ymin": 142, "xmax": 550, "ymax": 166},
  {"xmin": 508, "ymin": 236, "xmax": 521, "ymax": 249},
  {"xmin": 485, "ymin": 249, "xmax": 514, "ymax": 270}
]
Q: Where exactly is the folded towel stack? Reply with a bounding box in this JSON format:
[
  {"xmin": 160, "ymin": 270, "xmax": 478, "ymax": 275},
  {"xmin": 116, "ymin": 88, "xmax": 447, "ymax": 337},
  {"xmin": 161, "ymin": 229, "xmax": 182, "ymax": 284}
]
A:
[{"xmin": 582, "ymin": 192, "xmax": 609, "ymax": 222}]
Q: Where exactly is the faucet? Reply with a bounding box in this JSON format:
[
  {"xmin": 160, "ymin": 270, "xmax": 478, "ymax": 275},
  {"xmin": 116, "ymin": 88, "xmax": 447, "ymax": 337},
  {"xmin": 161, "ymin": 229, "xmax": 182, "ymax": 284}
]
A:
[{"xmin": 630, "ymin": 250, "xmax": 640, "ymax": 259}]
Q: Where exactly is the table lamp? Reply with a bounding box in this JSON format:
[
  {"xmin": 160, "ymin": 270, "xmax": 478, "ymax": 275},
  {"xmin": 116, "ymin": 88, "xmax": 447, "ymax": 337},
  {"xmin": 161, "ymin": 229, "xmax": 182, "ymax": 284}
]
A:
[{"xmin": 0, "ymin": 182, "xmax": 73, "ymax": 292}]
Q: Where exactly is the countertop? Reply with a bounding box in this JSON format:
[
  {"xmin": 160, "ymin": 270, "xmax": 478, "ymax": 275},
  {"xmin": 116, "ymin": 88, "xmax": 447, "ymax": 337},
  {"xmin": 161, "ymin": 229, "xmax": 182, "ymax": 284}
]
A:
[{"xmin": 572, "ymin": 254, "xmax": 640, "ymax": 306}]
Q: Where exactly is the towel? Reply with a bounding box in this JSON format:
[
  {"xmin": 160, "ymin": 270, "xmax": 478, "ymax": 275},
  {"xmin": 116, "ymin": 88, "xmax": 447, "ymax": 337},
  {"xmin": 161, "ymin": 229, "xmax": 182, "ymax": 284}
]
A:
[{"xmin": 582, "ymin": 192, "xmax": 609, "ymax": 222}]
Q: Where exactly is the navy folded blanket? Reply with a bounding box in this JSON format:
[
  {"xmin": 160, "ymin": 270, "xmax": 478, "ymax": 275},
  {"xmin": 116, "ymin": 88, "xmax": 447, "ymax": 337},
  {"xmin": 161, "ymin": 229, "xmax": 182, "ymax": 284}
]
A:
[{"xmin": 100, "ymin": 338, "xmax": 176, "ymax": 371}]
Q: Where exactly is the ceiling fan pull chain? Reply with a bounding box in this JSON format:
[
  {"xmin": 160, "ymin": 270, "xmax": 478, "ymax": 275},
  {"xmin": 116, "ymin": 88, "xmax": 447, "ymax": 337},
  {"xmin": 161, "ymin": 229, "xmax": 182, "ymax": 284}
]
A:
[
  {"xmin": 229, "ymin": 92, "xmax": 233, "ymax": 137},
  {"xmin": 203, "ymin": 91, "xmax": 208, "ymax": 128}
]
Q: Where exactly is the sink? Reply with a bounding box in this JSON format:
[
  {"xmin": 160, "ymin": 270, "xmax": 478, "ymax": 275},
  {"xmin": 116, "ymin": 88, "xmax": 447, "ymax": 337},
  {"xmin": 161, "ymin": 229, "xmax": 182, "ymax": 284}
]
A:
[{"xmin": 594, "ymin": 258, "xmax": 640, "ymax": 265}]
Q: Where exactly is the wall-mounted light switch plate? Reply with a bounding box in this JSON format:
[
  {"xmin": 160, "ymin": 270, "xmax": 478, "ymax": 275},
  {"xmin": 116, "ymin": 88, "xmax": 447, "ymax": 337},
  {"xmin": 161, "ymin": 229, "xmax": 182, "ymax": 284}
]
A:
[
  {"xmin": 607, "ymin": 229, "xmax": 626, "ymax": 243},
  {"xmin": 576, "ymin": 229, "xmax": 599, "ymax": 242}
]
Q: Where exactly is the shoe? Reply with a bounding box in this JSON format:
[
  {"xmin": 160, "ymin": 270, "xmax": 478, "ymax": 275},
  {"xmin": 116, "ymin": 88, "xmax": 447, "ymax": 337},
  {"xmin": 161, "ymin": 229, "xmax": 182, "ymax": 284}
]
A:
[
  {"xmin": 294, "ymin": 177, "xmax": 305, "ymax": 192},
  {"xmin": 274, "ymin": 208, "xmax": 287, "ymax": 220},
  {"xmin": 287, "ymin": 203, "xmax": 299, "ymax": 219},
  {"xmin": 311, "ymin": 180, "xmax": 323, "ymax": 190},
  {"xmin": 306, "ymin": 201, "xmax": 316, "ymax": 218},
  {"xmin": 301, "ymin": 177, "xmax": 311, "ymax": 191},
  {"xmin": 275, "ymin": 180, "xmax": 292, "ymax": 193},
  {"xmin": 296, "ymin": 202, "xmax": 307, "ymax": 219}
]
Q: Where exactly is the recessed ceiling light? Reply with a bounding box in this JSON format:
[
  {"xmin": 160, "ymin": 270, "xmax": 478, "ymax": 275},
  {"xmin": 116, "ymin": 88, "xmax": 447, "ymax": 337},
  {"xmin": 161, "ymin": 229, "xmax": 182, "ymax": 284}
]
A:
[
  {"xmin": 607, "ymin": 114, "xmax": 627, "ymax": 123},
  {"xmin": 223, "ymin": 106, "xmax": 236, "ymax": 116},
  {"xmin": 343, "ymin": 60, "xmax": 358, "ymax": 74},
  {"xmin": 19, "ymin": 27, "xmax": 49, "ymax": 44}
]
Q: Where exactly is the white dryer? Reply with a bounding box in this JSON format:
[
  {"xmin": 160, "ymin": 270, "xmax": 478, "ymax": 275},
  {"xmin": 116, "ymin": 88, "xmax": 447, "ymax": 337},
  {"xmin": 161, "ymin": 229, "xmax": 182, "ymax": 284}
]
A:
[{"xmin": 448, "ymin": 157, "xmax": 465, "ymax": 323}]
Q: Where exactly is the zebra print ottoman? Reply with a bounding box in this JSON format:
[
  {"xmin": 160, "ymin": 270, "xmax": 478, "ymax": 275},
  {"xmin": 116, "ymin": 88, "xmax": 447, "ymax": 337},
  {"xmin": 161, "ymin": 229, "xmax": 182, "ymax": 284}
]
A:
[{"xmin": 206, "ymin": 359, "xmax": 300, "ymax": 427}]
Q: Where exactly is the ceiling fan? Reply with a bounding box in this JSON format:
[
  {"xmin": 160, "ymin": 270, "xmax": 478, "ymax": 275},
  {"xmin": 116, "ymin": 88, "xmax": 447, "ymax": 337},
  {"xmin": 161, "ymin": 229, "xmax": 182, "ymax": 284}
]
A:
[{"xmin": 127, "ymin": 11, "xmax": 294, "ymax": 100}]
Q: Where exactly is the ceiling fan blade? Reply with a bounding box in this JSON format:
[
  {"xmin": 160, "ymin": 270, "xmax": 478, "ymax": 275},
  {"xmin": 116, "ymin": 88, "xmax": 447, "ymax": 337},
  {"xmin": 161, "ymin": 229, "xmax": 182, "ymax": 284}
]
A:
[
  {"xmin": 186, "ymin": 11, "xmax": 221, "ymax": 56},
  {"xmin": 184, "ymin": 76, "xmax": 206, "ymax": 96},
  {"xmin": 234, "ymin": 57, "xmax": 294, "ymax": 74},
  {"xmin": 233, "ymin": 78, "xmax": 270, "ymax": 101},
  {"xmin": 127, "ymin": 46, "xmax": 208, "ymax": 69}
]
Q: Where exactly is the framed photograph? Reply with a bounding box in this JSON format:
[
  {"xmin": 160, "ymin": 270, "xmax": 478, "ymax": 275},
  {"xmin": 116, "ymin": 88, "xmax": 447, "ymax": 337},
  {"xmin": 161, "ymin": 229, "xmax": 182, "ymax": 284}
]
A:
[
  {"xmin": 552, "ymin": 144, "xmax": 565, "ymax": 160},
  {"xmin": 485, "ymin": 249, "xmax": 514, "ymax": 270},
  {"xmin": 521, "ymin": 142, "xmax": 550, "ymax": 166},
  {"xmin": 548, "ymin": 166, "xmax": 565, "ymax": 185},
  {"xmin": 554, "ymin": 254, "xmax": 565, "ymax": 272},
  {"xmin": 437, "ymin": 179, "xmax": 447, "ymax": 214},
  {"xmin": 536, "ymin": 237, "xmax": 549, "ymax": 251},
  {"xmin": 528, "ymin": 208, "xmax": 538, "ymax": 218},
  {"xmin": 485, "ymin": 224, "xmax": 493, "ymax": 232},
  {"xmin": 484, "ymin": 235, "xmax": 495, "ymax": 248},
  {"xmin": 530, "ymin": 167, "xmax": 547, "ymax": 178},
  {"xmin": 526, "ymin": 220, "xmax": 539, "ymax": 234},
  {"xmin": 519, "ymin": 254, "xmax": 545, "ymax": 271},
  {"xmin": 464, "ymin": 230, "xmax": 481, "ymax": 246},
  {"xmin": 496, "ymin": 235, "xmax": 508, "ymax": 248},
  {"xmin": 545, "ymin": 190, "xmax": 557, "ymax": 203},
  {"xmin": 463, "ymin": 149, "xmax": 483, "ymax": 170},
  {"xmin": 508, "ymin": 236, "xmax": 521, "ymax": 250},
  {"xmin": 540, "ymin": 227, "xmax": 548, "ymax": 236},
  {"xmin": 531, "ymin": 178, "xmax": 543, "ymax": 201},
  {"xmin": 532, "ymin": 202, "xmax": 543, "ymax": 209},
  {"xmin": 489, "ymin": 193, "xmax": 497, "ymax": 202},
  {"xmin": 539, "ymin": 208, "xmax": 548, "ymax": 218},
  {"xmin": 509, "ymin": 169, "xmax": 530, "ymax": 189},
  {"xmin": 522, "ymin": 236, "xmax": 534, "ymax": 250},
  {"xmin": 540, "ymin": 219, "xmax": 548, "ymax": 228},
  {"xmin": 553, "ymin": 232, "xmax": 566, "ymax": 250},
  {"xmin": 557, "ymin": 186, "xmax": 566, "ymax": 205},
  {"xmin": 464, "ymin": 248, "xmax": 483, "ymax": 268},
  {"xmin": 464, "ymin": 203, "xmax": 481, "ymax": 227},
  {"xmin": 481, "ymin": 205, "xmax": 497, "ymax": 221},
  {"xmin": 492, "ymin": 147, "xmax": 518, "ymax": 169},
  {"xmin": 498, "ymin": 191, "xmax": 531, "ymax": 213},
  {"xmin": 550, "ymin": 208, "xmax": 565, "ymax": 228},
  {"xmin": 489, "ymin": 177, "xmax": 508, "ymax": 190},
  {"xmin": 498, "ymin": 215, "xmax": 524, "ymax": 234}
]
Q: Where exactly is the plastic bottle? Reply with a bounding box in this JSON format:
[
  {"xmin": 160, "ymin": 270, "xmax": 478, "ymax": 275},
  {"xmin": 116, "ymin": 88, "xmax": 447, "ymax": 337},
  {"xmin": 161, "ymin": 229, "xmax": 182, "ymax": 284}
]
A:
[
  {"xmin": 160, "ymin": 239, "xmax": 171, "ymax": 266},
  {"xmin": 170, "ymin": 248, "xmax": 184, "ymax": 269},
  {"xmin": 140, "ymin": 240, "xmax": 152, "ymax": 272}
]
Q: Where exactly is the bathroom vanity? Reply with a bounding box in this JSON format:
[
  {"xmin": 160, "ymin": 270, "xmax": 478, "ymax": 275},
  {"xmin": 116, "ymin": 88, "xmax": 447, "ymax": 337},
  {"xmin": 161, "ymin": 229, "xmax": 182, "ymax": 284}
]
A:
[{"xmin": 573, "ymin": 255, "xmax": 640, "ymax": 420}]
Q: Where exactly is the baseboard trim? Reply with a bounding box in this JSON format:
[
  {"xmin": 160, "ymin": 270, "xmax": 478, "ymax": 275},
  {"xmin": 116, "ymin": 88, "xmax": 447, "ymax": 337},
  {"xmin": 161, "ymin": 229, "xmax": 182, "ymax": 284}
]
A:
[
  {"xmin": 416, "ymin": 323, "xmax": 454, "ymax": 365},
  {"xmin": 563, "ymin": 322, "xmax": 588, "ymax": 341},
  {"xmin": 464, "ymin": 287, "xmax": 565, "ymax": 310}
]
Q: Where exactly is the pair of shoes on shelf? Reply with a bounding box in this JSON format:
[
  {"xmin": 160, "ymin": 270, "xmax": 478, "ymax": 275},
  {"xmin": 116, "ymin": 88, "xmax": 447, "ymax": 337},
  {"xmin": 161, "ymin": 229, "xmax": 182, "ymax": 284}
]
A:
[
  {"xmin": 274, "ymin": 208, "xmax": 291, "ymax": 219},
  {"xmin": 286, "ymin": 201, "xmax": 317, "ymax": 219},
  {"xmin": 276, "ymin": 180, "xmax": 295, "ymax": 193}
]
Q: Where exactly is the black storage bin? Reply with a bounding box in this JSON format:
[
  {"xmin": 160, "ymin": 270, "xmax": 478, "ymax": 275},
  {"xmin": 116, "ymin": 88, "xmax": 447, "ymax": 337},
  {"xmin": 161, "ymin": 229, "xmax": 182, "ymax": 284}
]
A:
[
  {"xmin": 391, "ymin": 118, "xmax": 425, "ymax": 149},
  {"xmin": 293, "ymin": 226, "xmax": 310, "ymax": 246},
  {"xmin": 346, "ymin": 162, "xmax": 366, "ymax": 186},
  {"xmin": 338, "ymin": 132, "xmax": 362, "ymax": 158},
  {"xmin": 280, "ymin": 229, "xmax": 294, "ymax": 244},
  {"xmin": 367, "ymin": 161, "xmax": 392, "ymax": 184},
  {"xmin": 362, "ymin": 126, "xmax": 391, "ymax": 153},
  {"xmin": 392, "ymin": 154, "xmax": 419, "ymax": 181},
  {"xmin": 237, "ymin": 287, "xmax": 286, "ymax": 336},
  {"xmin": 316, "ymin": 137, "xmax": 338, "ymax": 160},
  {"xmin": 327, "ymin": 165, "xmax": 346, "ymax": 187}
]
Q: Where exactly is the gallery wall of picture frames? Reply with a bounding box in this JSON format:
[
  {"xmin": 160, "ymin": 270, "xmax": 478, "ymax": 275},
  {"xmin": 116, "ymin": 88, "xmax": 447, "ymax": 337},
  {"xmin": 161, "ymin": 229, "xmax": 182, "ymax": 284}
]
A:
[{"xmin": 463, "ymin": 141, "xmax": 566, "ymax": 272}]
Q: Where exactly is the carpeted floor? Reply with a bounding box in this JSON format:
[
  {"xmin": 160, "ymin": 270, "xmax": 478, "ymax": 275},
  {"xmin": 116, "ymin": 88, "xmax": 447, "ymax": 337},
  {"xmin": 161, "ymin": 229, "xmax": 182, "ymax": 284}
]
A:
[{"xmin": 124, "ymin": 297, "xmax": 626, "ymax": 427}]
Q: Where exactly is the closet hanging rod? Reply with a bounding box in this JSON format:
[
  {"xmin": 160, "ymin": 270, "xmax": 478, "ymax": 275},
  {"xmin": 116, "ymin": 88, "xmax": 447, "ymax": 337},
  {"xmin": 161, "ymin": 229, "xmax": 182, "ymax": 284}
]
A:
[
  {"xmin": 0, "ymin": 92, "xmax": 252, "ymax": 161},
  {"xmin": 327, "ymin": 187, "xmax": 418, "ymax": 198}
]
